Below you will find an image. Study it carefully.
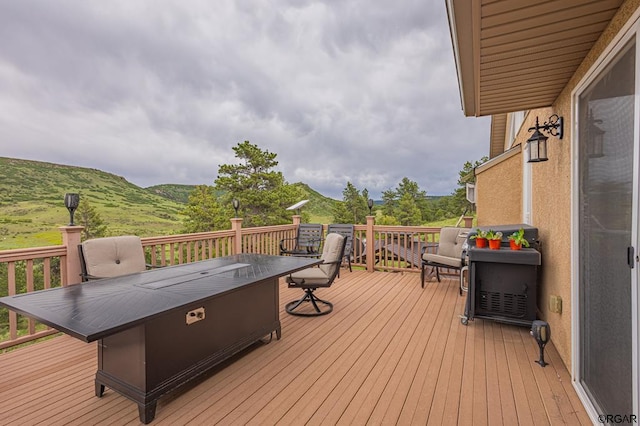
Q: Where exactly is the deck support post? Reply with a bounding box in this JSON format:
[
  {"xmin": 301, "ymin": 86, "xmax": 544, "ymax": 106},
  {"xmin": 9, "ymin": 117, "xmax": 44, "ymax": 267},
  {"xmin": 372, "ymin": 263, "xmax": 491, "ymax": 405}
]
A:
[
  {"xmin": 366, "ymin": 215, "xmax": 375, "ymax": 273},
  {"xmin": 231, "ymin": 218, "xmax": 243, "ymax": 254},
  {"xmin": 60, "ymin": 225, "xmax": 84, "ymax": 286}
]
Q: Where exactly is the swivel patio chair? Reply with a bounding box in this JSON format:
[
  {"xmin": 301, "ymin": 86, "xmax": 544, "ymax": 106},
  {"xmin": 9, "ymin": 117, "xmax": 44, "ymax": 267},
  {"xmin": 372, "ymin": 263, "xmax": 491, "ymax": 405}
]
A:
[
  {"xmin": 79, "ymin": 235, "xmax": 154, "ymax": 281},
  {"xmin": 327, "ymin": 223, "xmax": 354, "ymax": 274},
  {"xmin": 279, "ymin": 223, "xmax": 324, "ymax": 257},
  {"xmin": 421, "ymin": 227, "xmax": 470, "ymax": 294},
  {"xmin": 285, "ymin": 233, "xmax": 347, "ymax": 316}
]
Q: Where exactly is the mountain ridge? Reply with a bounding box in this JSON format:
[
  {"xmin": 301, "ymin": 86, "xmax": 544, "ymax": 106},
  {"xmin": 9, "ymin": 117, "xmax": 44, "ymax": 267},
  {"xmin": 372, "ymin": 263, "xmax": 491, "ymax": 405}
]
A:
[{"xmin": 0, "ymin": 157, "xmax": 340, "ymax": 250}]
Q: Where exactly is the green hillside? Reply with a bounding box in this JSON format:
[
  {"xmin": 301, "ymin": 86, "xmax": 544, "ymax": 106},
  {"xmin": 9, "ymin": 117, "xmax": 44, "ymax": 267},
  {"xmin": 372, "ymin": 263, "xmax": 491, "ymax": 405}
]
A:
[
  {"xmin": 146, "ymin": 184, "xmax": 196, "ymax": 204},
  {"xmin": 0, "ymin": 157, "xmax": 185, "ymax": 250},
  {"xmin": 291, "ymin": 182, "xmax": 340, "ymax": 223},
  {"xmin": 0, "ymin": 158, "xmax": 346, "ymax": 250}
]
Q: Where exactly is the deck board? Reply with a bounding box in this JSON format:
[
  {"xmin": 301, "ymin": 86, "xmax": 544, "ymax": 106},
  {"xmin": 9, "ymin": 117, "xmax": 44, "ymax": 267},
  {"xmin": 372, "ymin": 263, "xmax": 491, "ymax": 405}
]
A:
[{"xmin": 0, "ymin": 270, "xmax": 590, "ymax": 425}]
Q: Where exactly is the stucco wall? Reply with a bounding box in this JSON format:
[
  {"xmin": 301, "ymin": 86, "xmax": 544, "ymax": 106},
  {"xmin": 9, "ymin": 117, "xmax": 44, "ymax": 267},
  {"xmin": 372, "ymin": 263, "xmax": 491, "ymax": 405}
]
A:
[
  {"xmin": 523, "ymin": 105, "xmax": 573, "ymax": 368},
  {"xmin": 475, "ymin": 0, "xmax": 640, "ymax": 370},
  {"xmin": 475, "ymin": 149, "xmax": 522, "ymax": 226}
]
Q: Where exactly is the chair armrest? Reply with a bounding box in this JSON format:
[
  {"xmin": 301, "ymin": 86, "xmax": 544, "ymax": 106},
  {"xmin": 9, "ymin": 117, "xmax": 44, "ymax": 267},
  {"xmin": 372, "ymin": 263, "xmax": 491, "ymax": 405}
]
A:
[
  {"xmin": 80, "ymin": 273, "xmax": 105, "ymax": 282},
  {"xmin": 421, "ymin": 242, "xmax": 439, "ymax": 255},
  {"xmin": 146, "ymin": 263, "xmax": 164, "ymax": 269},
  {"xmin": 279, "ymin": 237, "xmax": 297, "ymax": 251},
  {"xmin": 305, "ymin": 237, "xmax": 324, "ymax": 253},
  {"xmin": 286, "ymin": 275, "xmax": 306, "ymax": 285}
]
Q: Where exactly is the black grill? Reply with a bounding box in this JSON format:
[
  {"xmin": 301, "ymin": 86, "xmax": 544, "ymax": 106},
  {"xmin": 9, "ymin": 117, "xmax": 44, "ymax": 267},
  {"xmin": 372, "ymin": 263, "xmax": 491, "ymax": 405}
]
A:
[
  {"xmin": 479, "ymin": 290, "xmax": 528, "ymax": 318},
  {"xmin": 461, "ymin": 224, "xmax": 541, "ymax": 327}
]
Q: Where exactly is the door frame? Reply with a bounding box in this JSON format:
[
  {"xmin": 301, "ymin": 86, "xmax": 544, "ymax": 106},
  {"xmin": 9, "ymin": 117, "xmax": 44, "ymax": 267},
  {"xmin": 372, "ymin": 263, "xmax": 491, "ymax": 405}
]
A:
[{"xmin": 571, "ymin": 13, "xmax": 640, "ymax": 421}]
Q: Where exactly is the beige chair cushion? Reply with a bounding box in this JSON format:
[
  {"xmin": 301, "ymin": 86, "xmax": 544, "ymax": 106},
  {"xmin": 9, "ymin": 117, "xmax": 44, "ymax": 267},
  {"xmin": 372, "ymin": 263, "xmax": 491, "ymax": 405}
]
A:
[
  {"xmin": 319, "ymin": 233, "xmax": 345, "ymax": 277},
  {"xmin": 289, "ymin": 233, "xmax": 345, "ymax": 285},
  {"xmin": 422, "ymin": 253, "xmax": 463, "ymax": 268},
  {"xmin": 288, "ymin": 267, "xmax": 331, "ymax": 286},
  {"xmin": 82, "ymin": 236, "xmax": 147, "ymax": 278},
  {"xmin": 436, "ymin": 227, "xmax": 469, "ymax": 258},
  {"xmin": 422, "ymin": 227, "xmax": 470, "ymax": 267}
]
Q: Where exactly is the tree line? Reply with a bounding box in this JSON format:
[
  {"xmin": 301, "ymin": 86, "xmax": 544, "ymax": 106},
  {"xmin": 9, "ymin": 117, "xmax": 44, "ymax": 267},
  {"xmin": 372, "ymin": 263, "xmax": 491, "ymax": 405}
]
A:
[
  {"xmin": 181, "ymin": 141, "xmax": 487, "ymax": 230},
  {"xmin": 77, "ymin": 140, "xmax": 487, "ymax": 236}
]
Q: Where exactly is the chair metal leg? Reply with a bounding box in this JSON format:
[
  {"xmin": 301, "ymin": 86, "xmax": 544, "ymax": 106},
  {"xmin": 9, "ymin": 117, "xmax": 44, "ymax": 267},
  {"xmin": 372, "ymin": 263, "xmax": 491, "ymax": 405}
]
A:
[
  {"xmin": 287, "ymin": 292, "xmax": 311, "ymax": 312},
  {"xmin": 286, "ymin": 289, "xmax": 333, "ymax": 316}
]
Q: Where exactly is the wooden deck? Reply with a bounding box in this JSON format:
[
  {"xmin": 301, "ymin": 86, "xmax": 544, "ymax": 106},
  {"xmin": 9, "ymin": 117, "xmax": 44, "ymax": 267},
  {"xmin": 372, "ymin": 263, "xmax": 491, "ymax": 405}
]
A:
[{"xmin": 0, "ymin": 270, "xmax": 590, "ymax": 425}]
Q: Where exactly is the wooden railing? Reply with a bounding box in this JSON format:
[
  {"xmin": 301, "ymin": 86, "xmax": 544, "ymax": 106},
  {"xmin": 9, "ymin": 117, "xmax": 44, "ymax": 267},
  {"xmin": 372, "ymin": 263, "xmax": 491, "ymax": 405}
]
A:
[
  {"xmin": 0, "ymin": 218, "xmax": 459, "ymax": 349},
  {"xmin": 141, "ymin": 230, "xmax": 237, "ymax": 265},
  {"xmin": 0, "ymin": 246, "xmax": 68, "ymax": 349}
]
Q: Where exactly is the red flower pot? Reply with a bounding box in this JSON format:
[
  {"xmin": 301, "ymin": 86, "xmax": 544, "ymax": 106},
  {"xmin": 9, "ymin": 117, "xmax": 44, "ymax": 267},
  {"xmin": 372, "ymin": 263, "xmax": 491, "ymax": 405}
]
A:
[
  {"xmin": 475, "ymin": 237, "xmax": 487, "ymax": 248},
  {"xmin": 509, "ymin": 240, "xmax": 522, "ymax": 250},
  {"xmin": 488, "ymin": 239, "xmax": 501, "ymax": 250}
]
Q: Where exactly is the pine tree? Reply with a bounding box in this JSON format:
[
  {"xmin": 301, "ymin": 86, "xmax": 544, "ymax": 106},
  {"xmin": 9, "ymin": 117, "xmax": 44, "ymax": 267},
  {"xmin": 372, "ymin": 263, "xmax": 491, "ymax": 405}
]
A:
[
  {"xmin": 332, "ymin": 182, "xmax": 369, "ymax": 224},
  {"xmin": 77, "ymin": 199, "xmax": 107, "ymax": 241},
  {"xmin": 181, "ymin": 185, "xmax": 227, "ymax": 232},
  {"xmin": 213, "ymin": 141, "xmax": 304, "ymax": 227}
]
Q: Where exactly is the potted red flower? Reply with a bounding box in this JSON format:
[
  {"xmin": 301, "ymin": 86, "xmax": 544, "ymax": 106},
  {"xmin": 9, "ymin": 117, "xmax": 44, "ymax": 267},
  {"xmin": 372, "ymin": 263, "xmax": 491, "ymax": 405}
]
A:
[
  {"xmin": 469, "ymin": 229, "xmax": 488, "ymax": 248},
  {"xmin": 486, "ymin": 230, "xmax": 503, "ymax": 250},
  {"xmin": 508, "ymin": 228, "xmax": 530, "ymax": 250}
]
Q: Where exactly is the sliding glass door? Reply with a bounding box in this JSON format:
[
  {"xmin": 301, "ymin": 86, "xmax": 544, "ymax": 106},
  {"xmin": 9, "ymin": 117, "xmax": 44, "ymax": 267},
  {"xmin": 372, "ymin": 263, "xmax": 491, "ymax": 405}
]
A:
[{"xmin": 577, "ymin": 38, "xmax": 636, "ymax": 417}]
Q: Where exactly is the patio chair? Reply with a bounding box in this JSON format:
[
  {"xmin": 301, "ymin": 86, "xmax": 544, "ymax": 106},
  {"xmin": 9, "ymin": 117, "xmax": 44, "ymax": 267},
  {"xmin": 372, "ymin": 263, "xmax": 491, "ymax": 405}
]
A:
[
  {"xmin": 421, "ymin": 227, "xmax": 470, "ymax": 293},
  {"xmin": 285, "ymin": 233, "xmax": 347, "ymax": 316},
  {"xmin": 327, "ymin": 223, "xmax": 354, "ymax": 273},
  {"xmin": 78, "ymin": 235, "xmax": 154, "ymax": 281},
  {"xmin": 279, "ymin": 223, "xmax": 324, "ymax": 257}
]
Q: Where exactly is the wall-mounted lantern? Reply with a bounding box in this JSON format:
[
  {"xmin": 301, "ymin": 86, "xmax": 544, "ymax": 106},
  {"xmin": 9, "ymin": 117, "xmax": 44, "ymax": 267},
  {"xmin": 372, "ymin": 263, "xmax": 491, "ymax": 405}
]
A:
[{"xmin": 526, "ymin": 114, "xmax": 564, "ymax": 163}]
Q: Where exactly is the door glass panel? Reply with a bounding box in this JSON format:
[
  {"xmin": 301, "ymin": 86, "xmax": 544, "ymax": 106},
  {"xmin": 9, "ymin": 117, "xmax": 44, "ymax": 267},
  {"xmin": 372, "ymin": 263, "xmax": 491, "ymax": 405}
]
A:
[{"xmin": 578, "ymin": 40, "xmax": 635, "ymax": 415}]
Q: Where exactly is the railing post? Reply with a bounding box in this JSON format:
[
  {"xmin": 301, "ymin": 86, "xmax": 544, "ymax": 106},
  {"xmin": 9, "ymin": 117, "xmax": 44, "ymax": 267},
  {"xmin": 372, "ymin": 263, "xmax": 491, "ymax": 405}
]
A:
[
  {"xmin": 231, "ymin": 218, "xmax": 243, "ymax": 254},
  {"xmin": 60, "ymin": 226, "xmax": 84, "ymax": 286},
  {"xmin": 463, "ymin": 216, "xmax": 474, "ymax": 228},
  {"xmin": 292, "ymin": 215, "xmax": 301, "ymax": 225},
  {"xmin": 366, "ymin": 215, "xmax": 375, "ymax": 273}
]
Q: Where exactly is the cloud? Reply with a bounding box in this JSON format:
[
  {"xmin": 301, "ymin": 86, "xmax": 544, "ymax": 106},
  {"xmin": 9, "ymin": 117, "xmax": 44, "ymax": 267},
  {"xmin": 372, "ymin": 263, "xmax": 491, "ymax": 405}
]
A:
[{"xmin": 0, "ymin": 0, "xmax": 489, "ymax": 199}]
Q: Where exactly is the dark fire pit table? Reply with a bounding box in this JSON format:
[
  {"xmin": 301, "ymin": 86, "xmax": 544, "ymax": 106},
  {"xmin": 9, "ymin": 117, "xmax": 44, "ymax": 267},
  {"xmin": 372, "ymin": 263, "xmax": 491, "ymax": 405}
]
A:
[{"xmin": 0, "ymin": 254, "xmax": 320, "ymax": 423}]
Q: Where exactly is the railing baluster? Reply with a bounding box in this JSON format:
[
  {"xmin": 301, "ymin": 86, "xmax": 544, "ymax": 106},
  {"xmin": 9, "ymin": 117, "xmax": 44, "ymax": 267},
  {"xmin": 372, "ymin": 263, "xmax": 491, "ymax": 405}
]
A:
[
  {"xmin": 44, "ymin": 258, "xmax": 51, "ymax": 290},
  {"xmin": 26, "ymin": 259, "xmax": 35, "ymax": 335},
  {"xmin": 8, "ymin": 262, "xmax": 17, "ymax": 340}
]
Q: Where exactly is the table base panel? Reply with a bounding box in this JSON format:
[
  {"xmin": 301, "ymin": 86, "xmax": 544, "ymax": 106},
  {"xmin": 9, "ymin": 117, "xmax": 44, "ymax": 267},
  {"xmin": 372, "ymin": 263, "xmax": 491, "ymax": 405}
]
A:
[{"xmin": 96, "ymin": 277, "xmax": 280, "ymax": 423}]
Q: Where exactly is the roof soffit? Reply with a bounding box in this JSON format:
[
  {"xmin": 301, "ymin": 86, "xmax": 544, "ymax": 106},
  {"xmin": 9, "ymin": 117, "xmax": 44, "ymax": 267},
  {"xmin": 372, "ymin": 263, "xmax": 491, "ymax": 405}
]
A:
[{"xmin": 447, "ymin": 0, "xmax": 624, "ymax": 117}]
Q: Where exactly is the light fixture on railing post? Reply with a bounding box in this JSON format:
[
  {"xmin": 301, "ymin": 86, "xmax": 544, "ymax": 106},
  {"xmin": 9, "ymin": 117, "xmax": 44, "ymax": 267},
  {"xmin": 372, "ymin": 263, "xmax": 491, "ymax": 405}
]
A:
[
  {"xmin": 64, "ymin": 193, "xmax": 80, "ymax": 226},
  {"xmin": 526, "ymin": 114, "xmax": 563, "ymax": 163},
  {"xmin": 367, "ymin": 198, "xmax": 374, "ymax": 215},
  {"xmin": 587, "ymin": 109, "xmax": 605, "ymax": 158},
  {"xmin": 232, "ymin": 198, "xmax": 240, "ymax": 218}
]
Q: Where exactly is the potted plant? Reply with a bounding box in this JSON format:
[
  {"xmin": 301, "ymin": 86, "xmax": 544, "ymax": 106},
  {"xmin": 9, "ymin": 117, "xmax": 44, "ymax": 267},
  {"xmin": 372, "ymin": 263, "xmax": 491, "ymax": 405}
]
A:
[
  {"xmin": 486, "ymin": 230, "xmax": 503, "ymax": 250},
  {"xmin": 508, "ymin": 228, "xmax": 530, "ymax": 250},
  {"xmin": 469, "ymin": 228, "xmax": 488, "ymax": 248}
]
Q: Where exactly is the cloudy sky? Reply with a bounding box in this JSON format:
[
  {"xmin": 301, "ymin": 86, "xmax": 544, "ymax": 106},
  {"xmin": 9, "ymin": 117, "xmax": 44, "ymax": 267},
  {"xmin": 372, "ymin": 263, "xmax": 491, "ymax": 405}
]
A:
[{"xmin": 0, "ymin": 0, "xmax": 489, "ymax": 199}]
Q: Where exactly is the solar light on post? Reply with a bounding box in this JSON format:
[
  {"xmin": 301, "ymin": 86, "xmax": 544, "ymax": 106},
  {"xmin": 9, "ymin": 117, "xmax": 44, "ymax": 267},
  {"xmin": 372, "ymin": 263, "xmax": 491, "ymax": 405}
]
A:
[{"xmin": 64, "ymin": 193, "xmax": 80, "ymax": 226}]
